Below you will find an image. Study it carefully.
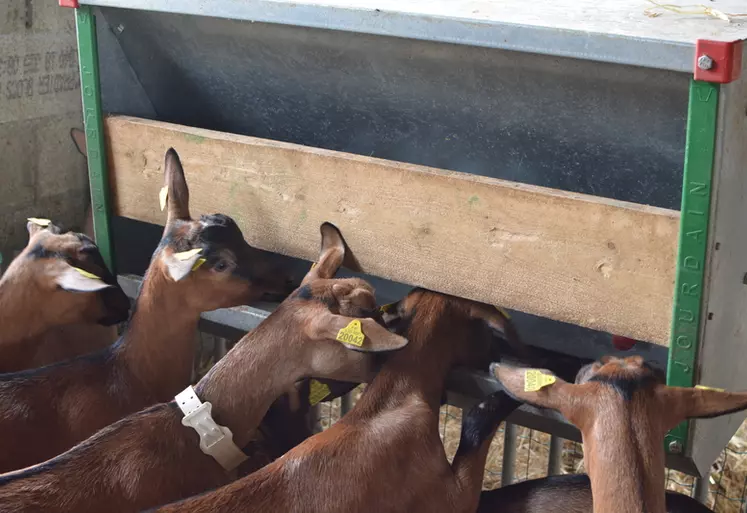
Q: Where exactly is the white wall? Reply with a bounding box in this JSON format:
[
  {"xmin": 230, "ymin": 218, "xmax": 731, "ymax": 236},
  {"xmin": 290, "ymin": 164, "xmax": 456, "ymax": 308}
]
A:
[{"xmin": 0, "ymin": 0, "xmax": 87, "ymax": 257}]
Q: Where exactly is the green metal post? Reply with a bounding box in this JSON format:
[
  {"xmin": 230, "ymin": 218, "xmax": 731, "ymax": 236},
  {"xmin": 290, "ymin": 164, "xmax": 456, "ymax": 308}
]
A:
[
  {"xmin": 75, "ymin": 5, "xmax": 115, "ymax": 271},
  {"xmin": 665, "ymin": 79, "xmax": 719, "ymax": 455}
]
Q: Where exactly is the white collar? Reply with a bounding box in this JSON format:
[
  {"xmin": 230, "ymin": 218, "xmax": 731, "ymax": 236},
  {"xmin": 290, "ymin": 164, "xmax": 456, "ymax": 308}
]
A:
[{"xmin": 175, "ymin": 386, "xmax": 248, "ymax": 471}]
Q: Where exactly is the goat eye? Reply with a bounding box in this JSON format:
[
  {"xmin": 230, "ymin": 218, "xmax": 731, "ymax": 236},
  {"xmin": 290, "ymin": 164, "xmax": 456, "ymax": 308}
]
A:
[{"xmin": 213, "ymin": 260, "xmax": 229, "ymax": 272}]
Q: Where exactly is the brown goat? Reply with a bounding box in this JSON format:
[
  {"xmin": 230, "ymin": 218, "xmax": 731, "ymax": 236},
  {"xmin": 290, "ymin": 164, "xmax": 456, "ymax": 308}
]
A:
[
  {"xmin": 0, "ymin": 148, "xmax": 291, "ymax": 473},
  {"xmin": 0, "ymin": 222, "xmax": 407, "ymax": 513},
  {"xmin": 0, "ymin": 220, "xmax": 130, "ymax": 372},
  {"xmin": 491, "ymin": 356, "xmax": 747, "ymax": 513},
  {"xmin": 153, "ymin": 288, "xmax": 525, "ymax": 513},
  {"xmin": 478, "ymin": 474, "xmax": 713, "ymax": 513}
]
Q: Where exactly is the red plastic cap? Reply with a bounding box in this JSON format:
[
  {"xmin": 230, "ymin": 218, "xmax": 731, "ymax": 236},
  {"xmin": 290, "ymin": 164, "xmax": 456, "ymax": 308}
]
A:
[
  {"xmin": 59, "ymin": 0, "xmax": 79, "ymax": 7},
  {"xmin": 694, "ymin": 40, "xmax": 743, "ymax": 84},
  {"xmin": 612, "ymin": 335, "xmax": 637, "ymax": 351}
]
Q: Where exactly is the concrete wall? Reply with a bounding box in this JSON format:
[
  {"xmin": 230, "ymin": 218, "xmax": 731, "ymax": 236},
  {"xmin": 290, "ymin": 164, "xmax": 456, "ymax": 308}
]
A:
[{"xmin": 0, "ymin": 0, "xmax": 87, "ymax": 259}]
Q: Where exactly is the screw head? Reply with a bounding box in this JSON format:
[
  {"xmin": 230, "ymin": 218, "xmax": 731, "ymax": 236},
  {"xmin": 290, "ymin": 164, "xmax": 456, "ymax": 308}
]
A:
[
  {"xmin": 668, "ymin": 440, "xmax": 683, "ymax": 454},
  {"xmin": 698, "ymin": 54, "xmax": 714, "ymax": 71}
]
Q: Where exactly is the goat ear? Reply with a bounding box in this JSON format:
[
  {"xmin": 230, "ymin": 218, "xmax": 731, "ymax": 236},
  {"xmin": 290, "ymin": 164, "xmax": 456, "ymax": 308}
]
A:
[
  {"xmin": 305, "ymin": 312, "xmax": 408, "ymax": 353},
  {"xmin": 490, "ymin": 363, "xmax": 585, "ymax": 419},
  {"xmin": 55, "ymin": 264, "xmax": 112, "ymax": 292},
  {"xmin": 162, "ymin": 248, "xmax": 203, "ymax": 282},
  {"xmin": 27, "ymin": 219, "xmax": 49, "ymax": 238},
  {"xmin": 26, "ymin": 218, "xmax": 62, "ymax": 238},
  {"xmin": 164, "ymin": 148, "xmax": 191, "ymax": 225},
  {"xmin": 656, "ymin": 386, "xmax": 747, "ymax": 431},
  {"xmin": 302, "ymin": 223, "xmax": 345, "ymax": 285},
  {"xmin": 469, "ymin": 304, "xmax": 530, "ymax": 361},
  {"xmin": 70, "ymin": 128, "xmax": 87, "ymax": 156}
]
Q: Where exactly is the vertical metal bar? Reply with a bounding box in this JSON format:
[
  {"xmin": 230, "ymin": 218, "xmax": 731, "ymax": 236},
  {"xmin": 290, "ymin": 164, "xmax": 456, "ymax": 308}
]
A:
[
  {"xmin": 214, "ymin": 337, "xmax": 228, "ymax": 361},
  {"xmin": 694, "ymin": 476, "xmax": 710, "ymax": 504},
  {"xmin": 75, "ymin": 6, "xmax": 115, "ymax": 271},
  {"xmin": 341, "ymin": 392, "xmax": 353, "ymax": 416},
  {"xmin": 309, "ymin": 404, "xmax": 322, "ymax": 433},
  {"xmin": 501, "ymin": 423, "xmax": 517, "ymax": 486},
  {"xmin": 525, "ymin": 430, "xmax": 533, "ymax": 480},
  {"xmin": 547, "ymin": 435, "xmax": 563, "ymax": 476},
  {"xmin": 665, "ymin": 79, "xmax": 719, "ymax": 456}
]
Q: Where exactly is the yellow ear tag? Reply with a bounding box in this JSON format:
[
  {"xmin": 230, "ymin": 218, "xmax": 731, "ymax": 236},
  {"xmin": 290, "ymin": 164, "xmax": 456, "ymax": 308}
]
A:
[
  {"xmin": 191, "ymin": 258, "xmax": 207, "ymax": 272},
  {"xmin": 72, "ymin": 267, "xmax": 102, "ymax": 280},
  {"xmin": 495, "ymin": 306, "xmax": 511, "ymax": 320},
  {"xmin": 309, "ymin": 379, "xmax": 332, "ymax": 406},
  {"xmin": 696, "ymin": 385, "xmax": 725, "ymax": 392},
  {"xmin": 379, "ymin": 302, "xmax": 396, "ymax": 314},
  {"xmin": 173, "ymin": 248, "xmax": 202, "ymax": 261},
  {"xmin": 524, "ymin": 369, "xmax": 556, "ymax": 392},
  {"xmin": 310, "ymin": 261, "xmax": 317, "ymax": 270},
  {"xmin": 28, "ymin": 217, "xmax": 52, "ymax": 227},
  {"xmin": 159, "ymin": 186, "xmax": 169, "ymax": 212},
  {"xmin": 336, "ymin": 319, "xmax": 365, "ymax": 347}
]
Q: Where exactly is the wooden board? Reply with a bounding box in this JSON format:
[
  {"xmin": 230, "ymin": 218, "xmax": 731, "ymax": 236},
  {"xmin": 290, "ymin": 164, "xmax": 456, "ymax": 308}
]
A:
[{"xmin": 105, "ymin": 116, "xmax": 679, "ymax": 345}]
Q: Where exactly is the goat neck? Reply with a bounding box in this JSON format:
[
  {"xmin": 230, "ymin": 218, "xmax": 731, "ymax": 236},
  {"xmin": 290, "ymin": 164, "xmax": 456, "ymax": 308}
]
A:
[
  {"xmin": 194, "ymin": 307, "xmax": 305, "ymax": 449},
  {"xmin": 113, "ymin": 267, "xmax": 200, "ymax": 396},
  {"xmin": 580, "ymin": 390, "xmax": 665, "ymax": 513},
  {"xmin": 0, "ymin": 274, "xmax": 56, "ymax": 348},
  {"xmin": 351, "ymin": 296, "xmax": 458, "ymax": 418}
]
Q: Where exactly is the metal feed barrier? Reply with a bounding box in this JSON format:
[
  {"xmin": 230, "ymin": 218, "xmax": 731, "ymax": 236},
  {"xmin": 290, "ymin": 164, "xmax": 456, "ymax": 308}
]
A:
[{"xmin": 71, "ymin": 0, "xmax": 747, "ymax": 491}]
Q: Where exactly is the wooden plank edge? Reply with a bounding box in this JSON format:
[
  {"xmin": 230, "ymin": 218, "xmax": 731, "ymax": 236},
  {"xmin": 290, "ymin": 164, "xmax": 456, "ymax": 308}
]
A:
[{"xmin": 105, "ymin": 115, "xmax": 679, "ymax": 345}]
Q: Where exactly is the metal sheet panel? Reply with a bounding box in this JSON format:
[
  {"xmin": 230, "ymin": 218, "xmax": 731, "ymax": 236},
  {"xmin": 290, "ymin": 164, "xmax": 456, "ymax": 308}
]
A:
[
  {"xmin": 96, "ymin": 7, "xmax": 675, "ymax": 366},
  {"xmin": 84, "ymin": 0, "xmax": 747, "ymax": 72},
  {"xmin": 97, "ymin": 8, "xmax": 689, "ymax": 210}
]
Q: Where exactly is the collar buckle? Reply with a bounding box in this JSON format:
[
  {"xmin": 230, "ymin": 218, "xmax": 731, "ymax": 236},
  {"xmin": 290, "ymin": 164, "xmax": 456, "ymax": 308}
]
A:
[{"xmin": 175, "ymin": 386, "xmax": 248, "ymax": 471}]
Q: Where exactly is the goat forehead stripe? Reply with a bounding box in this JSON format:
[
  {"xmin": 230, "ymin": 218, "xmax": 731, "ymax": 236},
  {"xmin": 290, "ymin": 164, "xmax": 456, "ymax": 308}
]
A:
[
  {"xmin": 587, "ymin": 374, "xmax": 658, "ymax": 401},
  {"xmin": 73, "ymin": 232, "xmax": 95, "ymax": 244},
  {"xmin": 199, "ymin": 224, "xmax": 245, "ymax": 247},
  {"xmin": 296, "ymin": 285, "xmax": 314, "ymax": 300},
  {"xmin": 24, "ymin": 239, "xmax": 116, "ymax": 285},
  {"xmin": 26, "ymin": 243, "xmax": 65, "ymax": 261}
]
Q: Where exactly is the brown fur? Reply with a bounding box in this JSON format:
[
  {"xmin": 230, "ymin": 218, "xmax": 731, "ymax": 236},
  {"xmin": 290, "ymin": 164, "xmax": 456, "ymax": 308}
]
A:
[
  {"xmin": 492, "ymin": 356, "xmax": 747, "ymax": 513},
  {"xmin": 0, "ymin": 222, "xmax": 406, "ymax": 513},
  {"xmin": 0, "ymin": 224, "xmax": 129, "ymax": 372},
  {"xmin": 155, "ymin": 289, "xmax": 522, "ymax": 513},
  {"xmin": 0, "ymin": 149, "xmax": 290, "ymax": 473}
]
